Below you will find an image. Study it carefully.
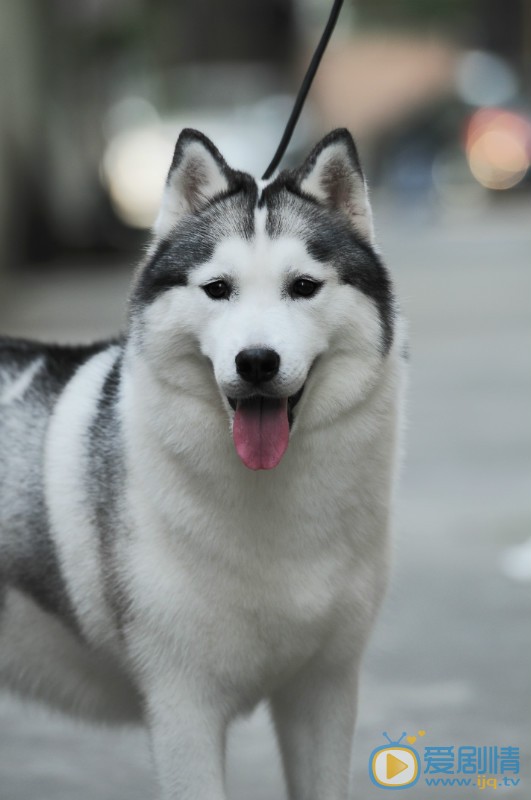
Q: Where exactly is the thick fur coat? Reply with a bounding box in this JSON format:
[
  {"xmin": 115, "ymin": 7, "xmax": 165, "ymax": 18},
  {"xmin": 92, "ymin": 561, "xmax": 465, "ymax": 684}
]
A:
[{"xmin": 0, "ymin": 129, "xmax": 405, "ymax": 800}]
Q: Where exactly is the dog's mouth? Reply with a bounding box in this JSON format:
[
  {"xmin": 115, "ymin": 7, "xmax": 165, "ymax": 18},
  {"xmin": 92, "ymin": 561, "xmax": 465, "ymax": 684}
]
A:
[{"xmin": 227, "ymin": 386, "xmax": 304, "ymax": 471}]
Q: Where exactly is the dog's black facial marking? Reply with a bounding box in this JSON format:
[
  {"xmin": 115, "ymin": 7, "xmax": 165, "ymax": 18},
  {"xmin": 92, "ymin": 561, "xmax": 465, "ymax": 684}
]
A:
[
  {"xmin": 305, "ymin": 222, "xmax": 395, "ymax": 354},
  {"xmin": 131, "ymin": 178, "xmax": 258, "ymax": 314},
  {"xmin": 132, "ymin": 224, "xmax": 214, "ymax": 309},
  {"xmin": 260, "ymin": 182, "xmax": 395, "ymax": 354}
]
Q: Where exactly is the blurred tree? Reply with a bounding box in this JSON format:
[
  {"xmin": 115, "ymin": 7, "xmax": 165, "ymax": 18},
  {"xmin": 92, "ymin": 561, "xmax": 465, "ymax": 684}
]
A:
[
  {"xmin": 354, "ymin": 0, "xmax": 478, "ymax": 28},
  {"xmin": 151, "ymin": 0, "xmax": 296, "ymax": 66}
]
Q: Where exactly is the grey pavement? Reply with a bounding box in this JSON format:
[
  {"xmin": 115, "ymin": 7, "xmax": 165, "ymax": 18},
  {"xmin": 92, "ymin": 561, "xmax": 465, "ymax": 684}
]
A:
[{"xmin": 0, "ymin": 197, "xmax": 530, "ymax": 799}]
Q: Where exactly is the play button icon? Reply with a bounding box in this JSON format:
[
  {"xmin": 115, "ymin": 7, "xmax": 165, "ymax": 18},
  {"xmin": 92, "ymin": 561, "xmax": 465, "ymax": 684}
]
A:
[
  {"xmin": 369, "ymin": 746, "xmax": 420, "ymax": 788},
  {"xmin": 387, "ymin": 753, "xmax": 408, "ymax": 780}
]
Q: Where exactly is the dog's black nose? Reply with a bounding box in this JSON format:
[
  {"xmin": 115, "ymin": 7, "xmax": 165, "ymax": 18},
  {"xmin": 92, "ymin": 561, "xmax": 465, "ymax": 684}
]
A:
[{"xmin": 235, "ymin": 348, "xmax": 280, "ymax": 384}]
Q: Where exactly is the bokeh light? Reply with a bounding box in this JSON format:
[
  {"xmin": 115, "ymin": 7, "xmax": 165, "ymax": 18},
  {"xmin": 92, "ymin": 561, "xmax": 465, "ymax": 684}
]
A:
[
  {"xmin": 102, "ymin": 126, "xmax": 173, "ymax": 229},
  {"xmin": 465, "ymin": 108, "xmax": 530, "ymax": 190},
  {"xmin": 456, "ymin": 50, "xmax": 518, "ymax": 107}
]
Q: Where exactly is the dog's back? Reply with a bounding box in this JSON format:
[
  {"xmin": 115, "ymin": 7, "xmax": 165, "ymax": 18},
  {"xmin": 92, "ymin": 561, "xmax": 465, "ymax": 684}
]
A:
[
  {"xmin": 0, "ymin": 337, "xmax": 140, "ymax": 720},
  {"xmin": 0, "ymin": 337, "xmax": 107, "ymax": 615}
]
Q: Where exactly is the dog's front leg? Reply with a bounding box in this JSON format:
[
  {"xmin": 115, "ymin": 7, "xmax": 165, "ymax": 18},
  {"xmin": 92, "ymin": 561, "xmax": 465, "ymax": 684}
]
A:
[
  {"xmin": 145, "ymin": 676, "xmax": 227, "ymax": 800},
  {"xmin": 270, "ymin": 657, "xmax": 359, "ymax": 800}
]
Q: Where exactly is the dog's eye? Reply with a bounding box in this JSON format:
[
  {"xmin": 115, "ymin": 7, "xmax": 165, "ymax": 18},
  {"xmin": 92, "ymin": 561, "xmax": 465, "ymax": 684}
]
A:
[
  {"xmin": 203, "ymin": 280, "xmax": 231, "ymax": 300},
  {"xmin": 290, "ymin": 278, "xmax": 322, "ymax": 299}
]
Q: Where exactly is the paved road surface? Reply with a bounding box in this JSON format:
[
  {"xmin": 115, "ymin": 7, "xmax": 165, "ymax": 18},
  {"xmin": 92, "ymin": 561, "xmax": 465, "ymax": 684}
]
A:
[{"xmin": 0, "ymin": 197, "xmax": 529, "ymax": 799}]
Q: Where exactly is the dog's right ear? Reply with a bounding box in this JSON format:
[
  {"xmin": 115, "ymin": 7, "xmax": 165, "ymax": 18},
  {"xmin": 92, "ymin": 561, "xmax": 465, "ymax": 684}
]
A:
[
  {"xmin": 154, "ymin": 129, "xmax": 232, "ymax": 238},
  {"xmin": 296, "ymin": 128, "xmax": 375, "ymax": 245}
]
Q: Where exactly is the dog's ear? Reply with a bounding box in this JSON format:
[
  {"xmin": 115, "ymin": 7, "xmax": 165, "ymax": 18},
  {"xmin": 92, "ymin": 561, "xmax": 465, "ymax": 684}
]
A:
[
  {"xmin": 154, "ymin": 129, "xmax": 232, "ymax": 238},
  {"xmin": 297, "ymin": 129, "xmax": 374, "ymax": 244}
]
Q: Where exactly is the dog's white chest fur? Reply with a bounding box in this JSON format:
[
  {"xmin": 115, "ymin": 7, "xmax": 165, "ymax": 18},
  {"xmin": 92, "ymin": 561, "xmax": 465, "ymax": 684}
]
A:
[
  {"xmin": 126, "ymin": 515, "xmax": 346, "ymax": 705},
  {"xmin": 119, "ymin": 351, "xmax": 398, "ymax": 714}
]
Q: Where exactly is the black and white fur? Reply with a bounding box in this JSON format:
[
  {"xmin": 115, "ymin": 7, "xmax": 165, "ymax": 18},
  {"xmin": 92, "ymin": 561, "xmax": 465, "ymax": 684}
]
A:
[{"xmin": 0, "ymin": 129, "xmax": 405, "ymax": 800}]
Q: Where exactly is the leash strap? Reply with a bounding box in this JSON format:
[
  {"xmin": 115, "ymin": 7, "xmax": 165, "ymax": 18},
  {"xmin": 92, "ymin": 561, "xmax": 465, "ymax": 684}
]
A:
[{"xmin": 262, "ymin": 0, "xmax": 345, "ymax": 180}]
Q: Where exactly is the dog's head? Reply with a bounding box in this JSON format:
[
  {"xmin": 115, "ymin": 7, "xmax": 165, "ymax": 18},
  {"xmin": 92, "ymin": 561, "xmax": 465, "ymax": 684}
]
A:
[{"xmin": 130, "ymin": 128, "xmax": 395, "ymax": 470}]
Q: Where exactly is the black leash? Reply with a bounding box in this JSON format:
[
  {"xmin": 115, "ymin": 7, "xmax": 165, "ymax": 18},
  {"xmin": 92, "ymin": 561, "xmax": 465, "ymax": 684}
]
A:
[{"xmin": 262, "ymin": 0, "xmax": 345, "ymax": 180}]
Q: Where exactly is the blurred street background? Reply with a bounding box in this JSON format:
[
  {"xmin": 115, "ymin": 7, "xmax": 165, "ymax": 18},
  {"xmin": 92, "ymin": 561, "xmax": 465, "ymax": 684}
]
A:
[{"xmin": 0, "ymin": 0, "xmax": 530, "ymax": 798}]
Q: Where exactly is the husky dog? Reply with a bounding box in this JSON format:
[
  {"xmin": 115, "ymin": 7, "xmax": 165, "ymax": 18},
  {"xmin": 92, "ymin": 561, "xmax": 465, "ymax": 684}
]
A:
[{"xmin": 0, "ymin": 128, "xmax": 405, "ymax": 800}]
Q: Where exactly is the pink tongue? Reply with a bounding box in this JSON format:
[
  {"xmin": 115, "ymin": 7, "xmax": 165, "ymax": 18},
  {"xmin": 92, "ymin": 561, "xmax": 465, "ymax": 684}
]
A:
[{"xmin": 233, "ymin": 397, "xmax": 289, "ymax": 470}]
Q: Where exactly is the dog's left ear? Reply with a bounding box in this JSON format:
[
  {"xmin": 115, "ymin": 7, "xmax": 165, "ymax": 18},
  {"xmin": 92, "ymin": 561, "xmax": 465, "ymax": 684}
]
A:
[
  {"xmin": 155, "ymin": 129, "xmax": 232, "ymax": 238},
  {"xmin": 297, "ymin": 129, "xmax": 375, "ymax": 244}
]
